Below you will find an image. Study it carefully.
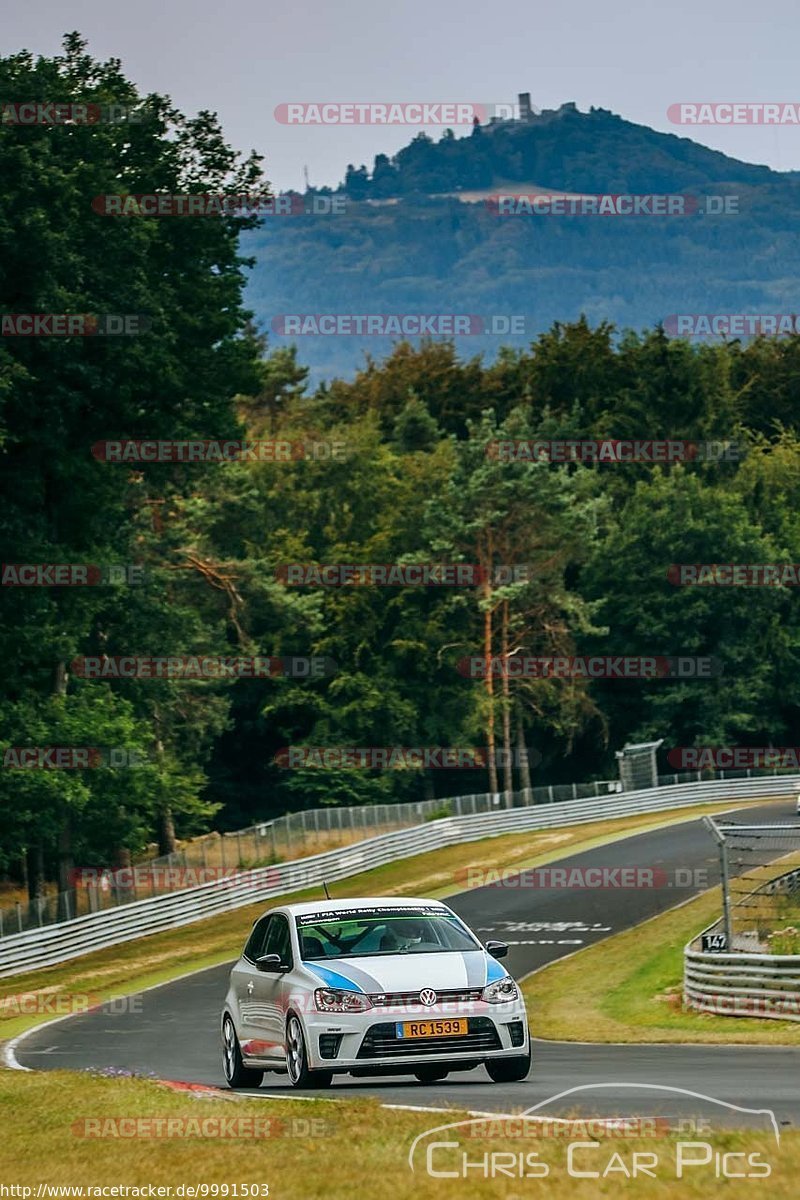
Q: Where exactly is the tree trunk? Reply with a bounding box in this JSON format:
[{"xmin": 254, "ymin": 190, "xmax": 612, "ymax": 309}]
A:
[
  {"xmin": 158, "ymin": 804, "xmax": 177, "ymax": 857},
  {"xmin": 483, "ymin": 601, "xmax": 498, "ymax": 794},
  {"xmin": 153, "ymin": 707, "xmax": 177, "ymax": 855},
  {"xmin": 52, "ymin": 660, "xmax": 68, "ymax": 697},
  {"xmin": 500, "ymin": 601, "xmax": 513, "ymax": 799},
  {"xmin": 481, "ymin": 535, "xmax": 499, "ymax": 795},
  {"xmin": 27, "ymin": 843, "xmax": 45, "ymax": 902},
  {"xmin": 114, "ymin": 842, "xmax": 132, "ymax": 870},
  {"xmin": 516, "ymin": 708, "xmax": 532, "ymax": 794},
  {"xmin": 57, "ymin": 820, "xmax": 74, "ymax": 892}
]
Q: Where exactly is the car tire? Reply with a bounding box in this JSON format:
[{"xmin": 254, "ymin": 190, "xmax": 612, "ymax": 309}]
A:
[
  {"xmin": 485, "ymin": 1048, "xmax": 531, "ymax": 1083},
  {"xmin": 222, "ymin": 1015, "xmax": 264, "ymax": 1089},
  {"xmin": 286, "ymin": 1014, "xmax": 334, "ymax": 1089},
  {"xmin": 413, "ymin": 1067, "xmax": 450, "ymax": 1083}
]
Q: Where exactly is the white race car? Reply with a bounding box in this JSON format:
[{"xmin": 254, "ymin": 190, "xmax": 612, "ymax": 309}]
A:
[{"xmin": 221, "ymin": 896, "xmax": 531, "ymax": 1088}]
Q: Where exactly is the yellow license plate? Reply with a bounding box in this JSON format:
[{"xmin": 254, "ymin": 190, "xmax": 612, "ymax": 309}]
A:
[{"xmin": 397, "ymin": 1018, "xmax": 468, "ymax": 1038}]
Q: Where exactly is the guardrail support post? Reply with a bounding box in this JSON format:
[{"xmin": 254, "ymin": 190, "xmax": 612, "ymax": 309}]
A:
[{"xmin": 704, "ymin": 816, "xmax": 733, "ymax": 948}]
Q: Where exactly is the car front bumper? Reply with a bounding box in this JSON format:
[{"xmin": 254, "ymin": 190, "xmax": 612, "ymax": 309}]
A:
[{"xmin": 301, "ymin": 1000, "xmax": 530, "ymax": 1072}]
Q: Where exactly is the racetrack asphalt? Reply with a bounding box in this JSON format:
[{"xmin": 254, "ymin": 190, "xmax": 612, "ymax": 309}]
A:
[{"xmin": 11, "ymin": 798, "xmax": 800, "ymax": 1128}]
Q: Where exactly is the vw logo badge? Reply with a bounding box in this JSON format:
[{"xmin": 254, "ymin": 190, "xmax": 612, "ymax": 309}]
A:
[{"xmin": 419, "ymin": 988, "xmax": 437, "ymax": 1006}]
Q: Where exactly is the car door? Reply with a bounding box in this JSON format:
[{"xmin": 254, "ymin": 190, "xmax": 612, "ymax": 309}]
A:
[
  {"xmin": 246, "ymin": 913, "xmax": 294, "ymax": 1060},
  {"xmin": 230, "ymin": 914, "xmax": 271, "ymax": 1048}
]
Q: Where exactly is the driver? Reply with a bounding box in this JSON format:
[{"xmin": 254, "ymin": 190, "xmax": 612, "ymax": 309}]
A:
[{"xmin": 391, "ymin": 918, "xmax": 426, "ymax": 950}]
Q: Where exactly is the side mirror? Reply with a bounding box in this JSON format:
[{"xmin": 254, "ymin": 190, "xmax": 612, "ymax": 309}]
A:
[
  {"xmin": 485, "ymin": 940, "xmax": 508, "ymax": 960},
  {"xmin": 255, "ymin": 953, "xmax": 285, "ymax": 972}
]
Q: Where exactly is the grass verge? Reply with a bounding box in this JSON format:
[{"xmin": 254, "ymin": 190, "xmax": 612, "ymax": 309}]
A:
[
  {"xmin": 522, "ymin": 885, "xmax": 800, "ymax": 1044},
  {"xmin": 0, "ymin": 1067, "xmax": 797, "ymax": 1198},
  {"xmin": 1, "ymin": 797, "xmax": 781, "ymax": 1044}
]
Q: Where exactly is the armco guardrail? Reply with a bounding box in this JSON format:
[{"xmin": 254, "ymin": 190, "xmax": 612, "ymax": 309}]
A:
[
  {"xmin": 0, "ymin": 780, "xmax": 623, "ymax": 935},
  {"xmin": 685, "ymin": 932, "xmax": 800, "ymax": 1023},
  {"xmin": 3, "ymin": 773, "xmax": 799, "ymax": 978},
  {"xmin": 684, "ymin": 859, "xmax": 800, "ymax": 1022}
]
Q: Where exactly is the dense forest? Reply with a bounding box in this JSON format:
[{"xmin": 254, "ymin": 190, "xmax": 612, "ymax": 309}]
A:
[{"xmin": 3, "ymin": 39, "xmax": 800, "ymax": 898}]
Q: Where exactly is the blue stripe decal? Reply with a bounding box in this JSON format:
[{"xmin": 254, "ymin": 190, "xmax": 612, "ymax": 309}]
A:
[
  {"xmin": 485, "ymin": 957, "xmax": 507, "ymax": 983},
  {"xmin": 463, "ymin": 951, "xmax": 487, "ymax": 987},
  {"xmin": 302, "ymin": 962, "xmax": 365, "ymax": 992}
]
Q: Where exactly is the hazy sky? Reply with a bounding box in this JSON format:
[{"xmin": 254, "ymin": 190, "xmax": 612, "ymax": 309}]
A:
[{"xmin": 6, "ymin": 0, "xmax": 800, "ymax": 190}]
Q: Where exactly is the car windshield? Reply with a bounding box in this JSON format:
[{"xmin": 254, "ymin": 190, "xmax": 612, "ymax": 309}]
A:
[{"xmin": 295, "ymin": 905, "xmax": 480, "ymax": 959}]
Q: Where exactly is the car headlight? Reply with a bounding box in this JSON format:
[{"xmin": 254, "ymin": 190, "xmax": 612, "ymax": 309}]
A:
[
  {"xmin": 314, "ymin": 987, "xmax": 372, "ymax": 1013},
  {"xmin": 482, "ymin": 977, "xmax": 519, "ymax": 1004}
]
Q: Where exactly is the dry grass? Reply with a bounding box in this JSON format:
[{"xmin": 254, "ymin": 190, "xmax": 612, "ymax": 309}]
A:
[
  {"xmin": 522, "ymin": 885, "xmax": 800, "ymax": 1044},
  {"xmin": 0, "ymin": 1067, "xmax": 797, "ymax": 1198}
]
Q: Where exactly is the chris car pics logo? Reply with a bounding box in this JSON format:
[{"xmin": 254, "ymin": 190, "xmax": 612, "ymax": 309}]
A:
[{"xmin": 408, "ymin": 1084, "xmax": 778, "ymax": 1180}]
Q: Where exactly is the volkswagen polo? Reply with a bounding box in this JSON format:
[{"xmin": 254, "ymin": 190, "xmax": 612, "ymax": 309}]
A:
[{"xmin": 221, "ymin": 896, "xmax": 531, "ymax": 1089}]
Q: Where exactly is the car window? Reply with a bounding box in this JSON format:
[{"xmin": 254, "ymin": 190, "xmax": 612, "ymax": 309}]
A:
[
  {"xmin": 243, "ymin": 915, "xmax": 271, "ymax": 962},
  {"xmin": 295, "ymin": 908, "xmax": 480, "ymax": 958},
  {"xmin": 264, "ymin": 914, "xmax": 293, "ymax": 968}
]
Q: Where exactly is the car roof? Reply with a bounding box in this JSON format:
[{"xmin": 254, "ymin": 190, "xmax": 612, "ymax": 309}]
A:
[{"xmin": 279, "ymin": 896, "xmax": 451, "ymax": 917}]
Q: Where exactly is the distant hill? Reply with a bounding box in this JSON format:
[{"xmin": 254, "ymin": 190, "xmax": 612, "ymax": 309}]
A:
[{"xmin": 244, "ymin": 103, "xmax": 800, "ymax": 382}]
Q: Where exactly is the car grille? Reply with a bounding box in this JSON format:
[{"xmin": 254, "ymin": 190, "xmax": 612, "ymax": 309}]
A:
[
  {"xmin": 356, "ymin": 1017, "xmax": 500, "ymax": 1059},
  {"xmin": 368, "ymin": 988, "xmax": 483, "ymax": 1007}
]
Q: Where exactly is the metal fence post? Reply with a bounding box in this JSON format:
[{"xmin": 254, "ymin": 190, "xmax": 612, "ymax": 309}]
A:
[
  {"xmin": 719, "ymin": 835, "xmax": 733, "ymax": 948},
  {"xmin": 704, "ymin": 816, "xmax": 733, "ymax": 948}
]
